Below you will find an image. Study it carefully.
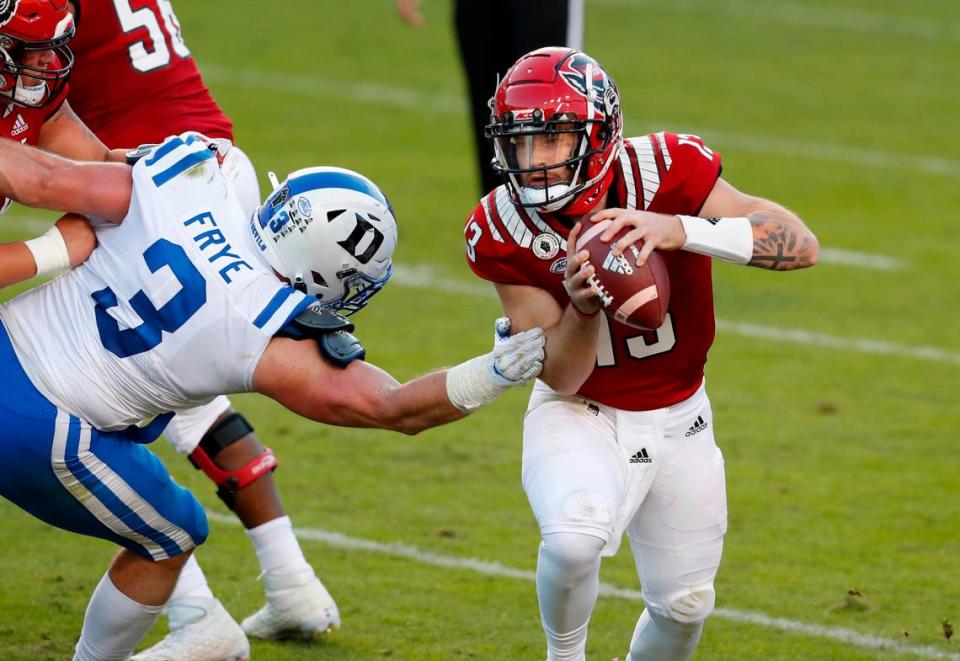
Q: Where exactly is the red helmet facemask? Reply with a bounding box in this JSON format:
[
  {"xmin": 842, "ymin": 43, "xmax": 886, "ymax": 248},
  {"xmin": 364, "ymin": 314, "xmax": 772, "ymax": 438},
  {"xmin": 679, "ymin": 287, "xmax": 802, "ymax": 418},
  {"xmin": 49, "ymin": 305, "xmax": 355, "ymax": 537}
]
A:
[
  {"xmin": 0, "ymin": 0, "xmax": 75, "ymax": 109},
  {"xmin": 486, "ymin": 48, "xmax": 623, "ymax": 218}
]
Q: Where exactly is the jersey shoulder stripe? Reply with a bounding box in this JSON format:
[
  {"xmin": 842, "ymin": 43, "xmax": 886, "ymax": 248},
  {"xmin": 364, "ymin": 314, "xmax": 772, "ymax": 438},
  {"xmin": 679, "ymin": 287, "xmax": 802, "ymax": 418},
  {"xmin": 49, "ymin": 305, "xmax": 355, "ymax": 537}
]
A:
[
  {"xmin": 138, "ymin": 133, "xmax": 215, "ymax": 187},
  {"xmin": 252, "ymin": 286, "xmax": 313, "ymax": 336},
  {"xmin": 479, "ymin": 192, "xmax": 505, "ymax": 243},
  {"xmin": 622, "ymin": 135, "xmax": 661, "ymax": 210},
  {"xmin": 493, "ymin": 187, "xmax": 535, "ymax": 249},
  {"xmin": 653, "ymin": 131, "xmax": 673, "ymax": 171}
]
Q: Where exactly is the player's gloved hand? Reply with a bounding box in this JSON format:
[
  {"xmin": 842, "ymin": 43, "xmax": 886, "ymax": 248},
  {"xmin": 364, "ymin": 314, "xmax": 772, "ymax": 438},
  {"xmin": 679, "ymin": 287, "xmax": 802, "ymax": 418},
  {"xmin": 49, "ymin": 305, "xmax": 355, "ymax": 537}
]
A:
[
  {"xmin": 490, "ymin": 317, "xmax": 545, "ymax": 385},
  {"xmin": 445, "ymin": 318, "xmax": 545, "ymax": 413}
]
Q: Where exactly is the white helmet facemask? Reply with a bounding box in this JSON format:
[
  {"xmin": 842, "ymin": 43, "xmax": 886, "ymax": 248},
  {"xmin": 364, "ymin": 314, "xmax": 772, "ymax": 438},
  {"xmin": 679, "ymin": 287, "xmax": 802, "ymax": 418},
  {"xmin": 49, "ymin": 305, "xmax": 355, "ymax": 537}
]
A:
[{"xmin": 249, "ymin": 166, "xmax": 398, "ymax": 315}]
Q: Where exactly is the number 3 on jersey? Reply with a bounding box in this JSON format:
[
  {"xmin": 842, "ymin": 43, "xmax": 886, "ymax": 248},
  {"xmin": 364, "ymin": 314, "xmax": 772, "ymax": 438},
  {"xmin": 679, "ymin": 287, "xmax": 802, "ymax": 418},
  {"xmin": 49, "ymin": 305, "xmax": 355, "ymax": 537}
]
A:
[
  {"xmin": 112, "ymin": 0, "xmax": 190, "ymax": 73},
  {"xmin": 93, "ymin": 239, "xmax": 206, "ymax": 358}
]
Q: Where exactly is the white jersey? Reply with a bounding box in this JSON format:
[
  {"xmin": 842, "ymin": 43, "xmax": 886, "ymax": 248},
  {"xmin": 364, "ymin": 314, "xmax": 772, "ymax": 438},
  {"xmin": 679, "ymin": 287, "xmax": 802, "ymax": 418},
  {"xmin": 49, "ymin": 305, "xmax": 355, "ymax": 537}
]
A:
[{"xmin": 0, "ymin": 134, "xmax": 311, "ymax": 430}]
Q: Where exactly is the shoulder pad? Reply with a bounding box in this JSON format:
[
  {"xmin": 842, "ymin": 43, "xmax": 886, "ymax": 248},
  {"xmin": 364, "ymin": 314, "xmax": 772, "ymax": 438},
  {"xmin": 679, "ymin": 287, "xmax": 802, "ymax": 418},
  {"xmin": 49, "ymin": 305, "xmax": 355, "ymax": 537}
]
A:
[
  {"xmin": 277, "ymin": 304, "xmax": 354, "ymax": 338},
  {"xmin": 320, "ymin": 331, "xmax": 366, "ymax": 369},
  {"xmin": 275, "ymin": 304, "xmax": 364, "ymax": 368}
]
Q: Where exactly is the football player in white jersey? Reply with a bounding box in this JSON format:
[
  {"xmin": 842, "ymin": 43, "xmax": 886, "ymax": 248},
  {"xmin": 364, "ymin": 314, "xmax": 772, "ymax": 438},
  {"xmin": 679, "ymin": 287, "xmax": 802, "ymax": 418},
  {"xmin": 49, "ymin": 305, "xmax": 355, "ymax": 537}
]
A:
[
  {"xmin": 0, "ymin": 133, "xmax": 546, "ymax": 661},
  {"xmin": 1, "ymin": 3, "xmax": 371, "ymax": 648}
]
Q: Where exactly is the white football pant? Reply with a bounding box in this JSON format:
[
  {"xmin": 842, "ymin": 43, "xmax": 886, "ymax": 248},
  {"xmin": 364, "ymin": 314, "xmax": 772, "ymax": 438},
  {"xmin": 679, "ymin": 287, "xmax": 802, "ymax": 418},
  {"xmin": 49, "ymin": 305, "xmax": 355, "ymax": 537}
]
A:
[{"xmin": 522, "ymin": 379, "xmax": 726, "ymax": 661}]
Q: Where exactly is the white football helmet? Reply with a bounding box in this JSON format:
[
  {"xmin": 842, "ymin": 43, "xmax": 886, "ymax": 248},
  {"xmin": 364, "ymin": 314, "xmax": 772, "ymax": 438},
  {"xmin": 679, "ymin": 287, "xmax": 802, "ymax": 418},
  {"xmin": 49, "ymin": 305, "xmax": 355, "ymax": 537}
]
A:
[{"xmin": 249, "ymin": 166, "xmax": 397, "ymax": 315}]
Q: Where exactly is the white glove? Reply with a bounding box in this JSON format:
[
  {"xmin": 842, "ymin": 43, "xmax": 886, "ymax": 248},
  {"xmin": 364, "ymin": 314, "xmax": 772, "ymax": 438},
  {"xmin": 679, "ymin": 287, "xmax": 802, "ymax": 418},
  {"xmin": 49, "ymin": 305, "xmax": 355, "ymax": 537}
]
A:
[
  {"xmin": 446, "ymin": 317, "xmax": 545, "ymax": 413},
  {"xmin": 490, "ymin": 317, "xmax": 545, "ymax": 385}
]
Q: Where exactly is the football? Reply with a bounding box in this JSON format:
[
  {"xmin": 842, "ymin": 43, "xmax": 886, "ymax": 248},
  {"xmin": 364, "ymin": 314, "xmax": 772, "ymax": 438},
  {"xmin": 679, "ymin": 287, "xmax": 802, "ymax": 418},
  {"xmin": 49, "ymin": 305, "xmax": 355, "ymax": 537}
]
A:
[{"xmin": 575, "ymin": 219, "xmax": 671, "ymax": 330}]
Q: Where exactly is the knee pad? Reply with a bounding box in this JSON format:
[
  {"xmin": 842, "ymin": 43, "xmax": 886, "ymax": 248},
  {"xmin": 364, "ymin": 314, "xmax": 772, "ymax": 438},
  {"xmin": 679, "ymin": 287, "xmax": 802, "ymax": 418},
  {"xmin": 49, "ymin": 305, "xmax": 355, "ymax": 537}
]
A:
[
  {"xmin": 651, "ymin": 586, "xmax": 716, "ymax": 625},
  {"xmin": 187, "ymin": 413, "xmax": 277, "ymax": 510},
  {"xmin": 540, "ymin": 531, "xmax": 606, "ymax": 586}
]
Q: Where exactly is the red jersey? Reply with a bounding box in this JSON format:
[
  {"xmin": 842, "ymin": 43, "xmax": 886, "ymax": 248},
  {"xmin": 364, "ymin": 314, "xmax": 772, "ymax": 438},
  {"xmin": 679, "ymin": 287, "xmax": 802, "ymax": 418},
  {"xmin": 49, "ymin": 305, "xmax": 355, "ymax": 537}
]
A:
[
  {"xmin": 465, "ymin": 132, "xmax": 722, "ymax": 411},
  {"xmin": 67, "ymin": 0, "xmax": 232, "ymax": 147},
  {"xmin": 0, "ymin": 90, "xmax": 68, "ymax": 213}
]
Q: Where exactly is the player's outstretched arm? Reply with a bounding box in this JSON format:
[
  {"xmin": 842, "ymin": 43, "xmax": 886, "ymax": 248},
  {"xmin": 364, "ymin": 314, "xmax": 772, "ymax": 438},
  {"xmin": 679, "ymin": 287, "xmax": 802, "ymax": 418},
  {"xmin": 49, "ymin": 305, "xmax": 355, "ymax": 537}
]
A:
[
  {"xmin": 0, "ymin": 137, "xmax": 132, "ymax": 222},
  {"xmin": 253, "ymin": 320, "xmax": 545, "ymax": 435}
]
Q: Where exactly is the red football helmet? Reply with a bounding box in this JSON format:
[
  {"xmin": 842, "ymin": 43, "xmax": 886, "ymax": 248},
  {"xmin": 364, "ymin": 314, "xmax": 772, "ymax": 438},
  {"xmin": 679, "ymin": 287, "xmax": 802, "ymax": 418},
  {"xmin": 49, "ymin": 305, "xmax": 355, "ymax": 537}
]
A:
[
  {"xmin": 486, "ymin": 47, "xmax": 623, "ymax": 217},
  {"xmin": 0, "ymin": 0, "xmax": 75, "ymax": 108}
]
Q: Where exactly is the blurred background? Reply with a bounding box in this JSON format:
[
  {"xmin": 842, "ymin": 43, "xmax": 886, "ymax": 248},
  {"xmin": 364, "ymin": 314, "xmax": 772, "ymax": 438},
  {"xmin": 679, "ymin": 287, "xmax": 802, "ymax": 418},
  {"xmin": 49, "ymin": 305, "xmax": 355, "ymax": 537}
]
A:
[{"xmin": 0, "ymin": 1, "xmax": 958, "ymax": 659}]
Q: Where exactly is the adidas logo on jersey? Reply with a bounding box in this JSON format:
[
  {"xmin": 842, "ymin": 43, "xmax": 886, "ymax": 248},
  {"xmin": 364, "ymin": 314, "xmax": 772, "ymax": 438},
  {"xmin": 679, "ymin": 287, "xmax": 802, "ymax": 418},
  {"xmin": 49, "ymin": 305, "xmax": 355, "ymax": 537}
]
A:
[
  {"xmin": 602, "ymin": 250, "xmax": 633, "ymax": 275},
  {"xmin": 629, "ymin": 448, "xmax": 652, "ymax": 464},
  {"xmin": 10, "ymin": 114, "xmax": 28, "ymax": 137},
  {"xmin": 685, "ymin": 415, "xmax": 708, "ymax": 437}
]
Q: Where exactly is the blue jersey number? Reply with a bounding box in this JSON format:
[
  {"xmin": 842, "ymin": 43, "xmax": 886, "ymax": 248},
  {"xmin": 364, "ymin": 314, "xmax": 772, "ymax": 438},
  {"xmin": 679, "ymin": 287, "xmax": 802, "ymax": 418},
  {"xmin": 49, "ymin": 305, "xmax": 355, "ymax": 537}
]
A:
[{"xmin": 93, "ymin": 239, "xmax": 207, "ymax": 358}]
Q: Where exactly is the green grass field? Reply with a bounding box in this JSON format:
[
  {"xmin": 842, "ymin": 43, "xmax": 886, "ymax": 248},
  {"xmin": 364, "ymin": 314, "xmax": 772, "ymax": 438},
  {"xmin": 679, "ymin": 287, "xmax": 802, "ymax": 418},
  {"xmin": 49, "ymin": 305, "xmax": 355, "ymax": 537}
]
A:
[{"xmin": 1, "ymin": 0, "xmax": 959, "ymax": 658}]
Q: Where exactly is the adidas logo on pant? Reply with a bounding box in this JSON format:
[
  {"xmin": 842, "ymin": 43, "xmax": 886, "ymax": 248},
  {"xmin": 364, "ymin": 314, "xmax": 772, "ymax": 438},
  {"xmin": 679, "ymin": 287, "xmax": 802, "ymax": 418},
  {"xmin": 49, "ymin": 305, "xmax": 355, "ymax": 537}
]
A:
[
  {"xmin": 686, "ymin": 415, "xmax": 708, "ymax": 437},
  {"xmin": 629, "ymin": 448, "xmax": 652, "ymax": 464}
]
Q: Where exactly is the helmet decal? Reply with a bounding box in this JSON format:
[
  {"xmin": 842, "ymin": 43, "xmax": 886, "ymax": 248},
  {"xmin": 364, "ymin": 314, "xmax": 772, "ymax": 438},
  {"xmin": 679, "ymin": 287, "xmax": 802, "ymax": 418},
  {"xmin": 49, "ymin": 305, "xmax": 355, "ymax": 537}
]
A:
[
  {"xmin": 0, "ymin": 1, "xmax": 20, "ymax": 27},
  {"xmin": 337, "ymin": 213, "xmax": 386, "ymax": 265}
]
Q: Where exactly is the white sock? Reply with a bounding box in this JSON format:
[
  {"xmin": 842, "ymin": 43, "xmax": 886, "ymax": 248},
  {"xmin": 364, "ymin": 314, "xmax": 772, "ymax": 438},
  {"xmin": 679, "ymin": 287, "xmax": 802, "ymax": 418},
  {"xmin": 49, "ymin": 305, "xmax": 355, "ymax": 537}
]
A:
[
  {"xmin": 73, "ymin": 573, "xmax": 164, "ymax": 661},
  {"xmin": 536, "ymin": 532, "xmax": 606, "ymax": 661},
  {"xmin": 246, "ymin": 515, "xmax": 311, "ymax": 576},
  {"xmin": 166, "ymin": 554, "xmax": 218, "ymax": 630},
  {"xmin": 626, "ymin": 609, "xmax": 703, "ymax": 661}
]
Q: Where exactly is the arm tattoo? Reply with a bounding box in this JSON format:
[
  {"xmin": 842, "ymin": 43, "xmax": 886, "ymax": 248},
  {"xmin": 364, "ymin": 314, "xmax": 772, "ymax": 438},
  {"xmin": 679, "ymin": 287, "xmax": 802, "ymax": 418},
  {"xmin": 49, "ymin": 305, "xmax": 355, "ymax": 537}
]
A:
[{"xmin": 748, "ymin": 212, "xmax": 816, "ymax": 270}]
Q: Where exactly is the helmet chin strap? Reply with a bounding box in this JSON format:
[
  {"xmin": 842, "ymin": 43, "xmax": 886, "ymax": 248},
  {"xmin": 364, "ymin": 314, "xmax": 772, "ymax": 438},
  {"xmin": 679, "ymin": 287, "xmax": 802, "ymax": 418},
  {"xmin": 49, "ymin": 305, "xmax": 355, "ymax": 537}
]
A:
[{"xmin": 14, "ymin": 78, "xmax": 47, "ymax": 106}]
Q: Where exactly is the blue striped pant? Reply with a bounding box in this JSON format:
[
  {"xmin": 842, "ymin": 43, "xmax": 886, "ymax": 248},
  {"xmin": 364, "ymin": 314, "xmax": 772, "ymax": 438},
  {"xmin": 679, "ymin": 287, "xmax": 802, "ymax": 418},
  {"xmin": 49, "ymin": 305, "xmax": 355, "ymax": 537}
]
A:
[{"xmin": 0, "ymin": 322, "xmax": 207, "ymax": 561}]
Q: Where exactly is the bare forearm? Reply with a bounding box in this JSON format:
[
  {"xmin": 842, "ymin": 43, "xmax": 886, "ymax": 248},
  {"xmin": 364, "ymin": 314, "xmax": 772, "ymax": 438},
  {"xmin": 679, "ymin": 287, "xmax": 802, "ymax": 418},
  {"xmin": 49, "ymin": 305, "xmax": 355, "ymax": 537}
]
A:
[
  {"xmin": 539, "ymin": 305, "xmax": 600, "ymax": 395},
  {"xmin": 747, "ymin": 209, "xmax": 819, "ymax": 271},
  {"xmin": 0, "ymin": 139, "xmax": 131, "ymax": 221},
  {"xmin": 0, "ymin": 242, "xmax": 39, "ymax": 288},
  {"xmin": 374, "ymin": 371, "xmax": 467, "ymax": 435},
  {"xmin": 0, "ymin": 140, "xmax": 65, "ymax": 208}
]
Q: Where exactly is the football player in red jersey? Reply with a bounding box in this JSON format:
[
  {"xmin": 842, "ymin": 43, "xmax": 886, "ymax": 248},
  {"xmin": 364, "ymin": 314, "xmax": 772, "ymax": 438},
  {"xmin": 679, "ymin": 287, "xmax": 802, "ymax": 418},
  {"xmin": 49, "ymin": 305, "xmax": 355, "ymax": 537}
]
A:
[
  {"xmin": 465, "ymin": 47, "xmax": 819, "ymax": 661},
  {"xmin": 0, "ymin": 0, "xmax": 110, "ymax": 281}
]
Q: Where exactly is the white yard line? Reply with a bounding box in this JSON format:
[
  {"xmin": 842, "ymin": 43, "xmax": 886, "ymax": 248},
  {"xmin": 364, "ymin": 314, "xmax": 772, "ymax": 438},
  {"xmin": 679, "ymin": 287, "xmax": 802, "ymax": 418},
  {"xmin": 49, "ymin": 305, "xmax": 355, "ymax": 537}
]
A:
[
  {"xmin": 818, "ymin": 248, "xmax": 905, "ymax": 271},
  {"xmin": 200, "ymin": 66, "xmax": 960, "ymax": 180},
  {"xmin": 206, "ymin": 511, "xmax": 960, "ymax": 660},
  {"xmin": 593, "ymin": 0, "xmax": 960, "ymax": 43}
]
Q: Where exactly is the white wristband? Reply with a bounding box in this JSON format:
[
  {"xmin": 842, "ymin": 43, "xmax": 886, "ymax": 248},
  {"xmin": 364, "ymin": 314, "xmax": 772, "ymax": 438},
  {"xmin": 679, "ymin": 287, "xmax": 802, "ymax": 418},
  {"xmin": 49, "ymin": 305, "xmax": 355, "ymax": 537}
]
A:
[
  {"xmin": 678, "ymin": 215, "xmax": 753, "ymax": 265},
  {"xmin": 24, "ymin": 225, "xmax": 70, "ymax": 276},
  {"xmin": 445, "ymin": 354, "xmax": 506, "ymax": 413}
]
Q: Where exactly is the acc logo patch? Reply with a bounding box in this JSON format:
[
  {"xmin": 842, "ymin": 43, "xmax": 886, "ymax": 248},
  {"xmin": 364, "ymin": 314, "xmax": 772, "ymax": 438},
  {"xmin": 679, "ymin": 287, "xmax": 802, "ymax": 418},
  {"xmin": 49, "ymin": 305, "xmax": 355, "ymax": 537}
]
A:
[
  {"xmin": 296, "ymin": 196, "xmax": 312, "ymax": 217},
  {"xmin": 532, "ymin": 233, "xmax": 560, "ymax": 260},
  {"xmin": 549, "ymin": 257, "xmax": 568, "ymax": 274},
  {"xmin": 0, "ymin": 0, "xmax": 19, "ymax": 27}
]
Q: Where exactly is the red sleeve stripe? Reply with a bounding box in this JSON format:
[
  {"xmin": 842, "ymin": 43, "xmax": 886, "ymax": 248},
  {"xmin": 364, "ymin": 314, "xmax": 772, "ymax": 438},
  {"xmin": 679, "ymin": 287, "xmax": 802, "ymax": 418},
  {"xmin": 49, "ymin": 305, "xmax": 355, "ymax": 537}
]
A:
[
  {"xmin": 479, "ymin": 192, "xmax": 505, "ymax": 243},
  {"xmin": 654, "ymin": 131, "xmax": 673, "ymax": 172}
]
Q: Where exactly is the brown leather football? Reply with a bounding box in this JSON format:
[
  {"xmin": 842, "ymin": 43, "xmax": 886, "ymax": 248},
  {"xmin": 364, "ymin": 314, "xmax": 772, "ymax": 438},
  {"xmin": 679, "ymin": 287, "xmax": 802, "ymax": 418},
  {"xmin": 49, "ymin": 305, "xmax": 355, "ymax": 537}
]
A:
[{"xmin": 575, "ymin": 219, "xmax": 671, "ymax": 330}]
